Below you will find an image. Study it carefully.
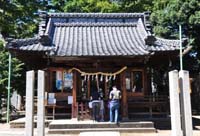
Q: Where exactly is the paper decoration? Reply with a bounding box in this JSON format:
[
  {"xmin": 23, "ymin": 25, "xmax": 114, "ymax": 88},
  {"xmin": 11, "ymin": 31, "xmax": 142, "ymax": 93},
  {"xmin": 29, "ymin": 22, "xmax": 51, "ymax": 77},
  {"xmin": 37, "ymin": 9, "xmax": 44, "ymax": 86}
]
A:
[
  {"xmin": 56, "ymin": 71, "xmax": 62, "ymax": 90},
  {"xmin": 68, "ymin": 96, "xmax": 73, "ymax": 104},
  {"xmin": 64, "ymin": 73, "xmax": 73, "ymax": 89},
  {"xmin": 113, "ymin": 75, "xmax": 116, "ymax": 80},
  {"xmin": 56, "ymin": 80, "xmax": 62, "ymax": 90},
  {"xmin": 126, "ymin": 78, "xmax": 131, "ymax": 90},
  {"xmin": 56, "ymin": 71, "xmax": 62, "ymax": 80},
  {"xmin": 100, "ymin": 75, "xmax": 103, "ymax": 82},
  {"xmin": 48, "ymin": 93, "xmax": 56, "ymax": 104}
]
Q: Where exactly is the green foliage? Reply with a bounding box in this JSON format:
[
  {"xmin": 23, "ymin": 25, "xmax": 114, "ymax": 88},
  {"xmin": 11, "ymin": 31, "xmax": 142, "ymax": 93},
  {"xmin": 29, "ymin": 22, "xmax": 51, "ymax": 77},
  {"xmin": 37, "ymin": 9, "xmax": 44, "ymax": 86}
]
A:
[
  {"xmin": 48, "ymin": 0, "xmax": 153, "ymax": 13},
  {"xmin": 0, "ymin": 0, "xmax": 45, "ymax": 38},
  {"xmin": 118, "ymin": 0, "xmax": 153, "ymax": 12},
  {"xmin": 151, "ymin": 0, "xmax": 200, "ymax": 69},
  {"xmin": 0, "ymin": 40, "xmax": 25, "ymax": 96},
  {"xmin": 151, "ymin": 0, "xmax": 200, "ymax": 38},
  {"xmin": 63, "ymin": 0, "xmax": 120, "ymax": 13}
]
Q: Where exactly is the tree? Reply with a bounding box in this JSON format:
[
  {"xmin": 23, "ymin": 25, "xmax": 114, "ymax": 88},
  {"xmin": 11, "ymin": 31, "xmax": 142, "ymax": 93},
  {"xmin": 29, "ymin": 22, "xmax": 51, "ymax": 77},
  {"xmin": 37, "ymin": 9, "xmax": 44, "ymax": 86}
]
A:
[
  {"xmin": 48, "ymin": 0, "xmax": 153, "ymax": 13},
  {"xmin": 151, "ymin": 0, "xmax": 200, "ymax": 67},
  {"xmin": 151, "ymin": 0, "xmax": 200, "ymax": 112},
  {"xmin": 0, "ymin": 0, "xmax": 45, "ymax": 38},
  {"xmin": 118, "ymin": 0, "xmax": 153, "ymax": 12},
  {"xmin": 63, "ymin": 0, "xmax": 120, "ymax": 13}
]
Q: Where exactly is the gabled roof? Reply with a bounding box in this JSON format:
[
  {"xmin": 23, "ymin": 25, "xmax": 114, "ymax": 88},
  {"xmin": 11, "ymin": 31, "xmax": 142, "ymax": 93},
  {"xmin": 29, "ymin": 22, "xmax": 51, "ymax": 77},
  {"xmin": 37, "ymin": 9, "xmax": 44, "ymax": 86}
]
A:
[{"xmin": 6, "ymin": 12, "xmax": 180, "ymax": 57}]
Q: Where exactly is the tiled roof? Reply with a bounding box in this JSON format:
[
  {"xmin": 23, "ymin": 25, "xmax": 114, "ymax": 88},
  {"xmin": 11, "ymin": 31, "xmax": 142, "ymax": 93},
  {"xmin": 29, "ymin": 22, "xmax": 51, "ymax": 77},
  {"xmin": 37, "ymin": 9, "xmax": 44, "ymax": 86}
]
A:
[
  {"xmin": 52, "ymin": 21, "xmax": 149, "ymax": 56},
  {"xmin": 48, "ymin": 13, "xmax": 144, "ymax": 18},
  {"xmin": 6, "ymin": 12, "xmax": 180, "ymax": 57},
  {"xmin": 6, "ymin": 37, "xmax": 55, "ymax": 51},
  {"xmin": 148, "ymin": 37, "xmax": 180, "ymax": 51}
]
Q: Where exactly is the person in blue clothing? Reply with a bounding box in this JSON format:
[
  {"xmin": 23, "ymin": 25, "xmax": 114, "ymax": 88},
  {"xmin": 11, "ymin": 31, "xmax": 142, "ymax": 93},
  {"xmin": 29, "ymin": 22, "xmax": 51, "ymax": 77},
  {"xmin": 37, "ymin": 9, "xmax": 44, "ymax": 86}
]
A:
[{"xmin": 109, "ymin": 85, "xmax": 121, "ymax": 123}]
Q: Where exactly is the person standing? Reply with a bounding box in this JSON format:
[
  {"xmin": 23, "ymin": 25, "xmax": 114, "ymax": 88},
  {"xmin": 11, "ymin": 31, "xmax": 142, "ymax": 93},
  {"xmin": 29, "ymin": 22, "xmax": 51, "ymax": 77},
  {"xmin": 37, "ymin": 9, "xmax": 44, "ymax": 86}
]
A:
[
  {"xmin": 99, "ymin": 88, "xmax": 104, "ymax": 121},
  {"xmin": 109, "ymin": 86, "xmax": 121, "ymax": 123},
  {"xmin": 90, "ymin": 89, "xmax": 101, "ymax": 121}
]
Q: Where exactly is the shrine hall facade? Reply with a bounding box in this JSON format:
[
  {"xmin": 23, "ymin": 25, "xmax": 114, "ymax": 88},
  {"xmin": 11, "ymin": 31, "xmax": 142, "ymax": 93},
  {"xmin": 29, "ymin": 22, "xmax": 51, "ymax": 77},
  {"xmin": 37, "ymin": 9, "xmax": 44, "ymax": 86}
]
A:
[{"xmin": 7, "ymin": 12, "xmax": 181, "ymax": 120}]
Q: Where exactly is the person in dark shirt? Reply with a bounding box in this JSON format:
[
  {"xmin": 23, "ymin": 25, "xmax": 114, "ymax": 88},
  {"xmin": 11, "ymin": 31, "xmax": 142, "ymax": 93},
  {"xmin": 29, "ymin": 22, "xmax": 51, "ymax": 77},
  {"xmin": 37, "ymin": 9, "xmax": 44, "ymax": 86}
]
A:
[{"xmin": 90, "ymin": 89, "xmax": 101, "ymax": 121}]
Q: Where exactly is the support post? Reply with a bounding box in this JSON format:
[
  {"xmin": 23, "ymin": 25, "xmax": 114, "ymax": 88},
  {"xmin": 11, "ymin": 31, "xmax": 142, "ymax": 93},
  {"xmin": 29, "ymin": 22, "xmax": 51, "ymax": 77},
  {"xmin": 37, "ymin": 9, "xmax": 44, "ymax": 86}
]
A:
[
  {"xmin": 72, "ymin": 71, "xmax": 77, "ymax": 118},
  {"xmin": 121, "ymin": 71, "xmax": 128, "ymax": 121},
  {"xmin": 169, "ymin": 70, "xmax": 182, "ymax": 136},
  {"xmin": 37, "ymin": 70, "xmax": 45, "ymax": 136},
  {"xmin": 179, "ymin": 25, "xmax": 183, "ymax": 70},
  {"xmin": 6, "ymin": 53, "xmax": 11, "ymax": 123},
  {"xmin": 179, "ymin": 70, "xmax": 193, "ymax": 136},
  {"xmin": 25, "ymin": 71, "xmax": 35, "ymax": 136}
]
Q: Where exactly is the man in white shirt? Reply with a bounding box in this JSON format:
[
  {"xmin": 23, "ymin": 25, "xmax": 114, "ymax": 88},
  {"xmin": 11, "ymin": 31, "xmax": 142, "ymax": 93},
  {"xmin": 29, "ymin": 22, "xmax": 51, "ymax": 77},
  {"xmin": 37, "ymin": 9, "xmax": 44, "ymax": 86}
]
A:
[{"xmin": 109, "ymin": 86, "xmax": 121, "ymax": 123}]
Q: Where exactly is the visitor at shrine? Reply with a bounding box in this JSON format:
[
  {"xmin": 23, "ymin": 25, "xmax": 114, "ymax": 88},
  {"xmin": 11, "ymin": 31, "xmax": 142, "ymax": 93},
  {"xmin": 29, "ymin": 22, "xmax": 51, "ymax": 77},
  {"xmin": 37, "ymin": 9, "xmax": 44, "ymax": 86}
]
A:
[
  {"xmin": 99, "ymin": 88, "xmax": 104, "ymax": 121},
  {"xmin": 109, "ymin": 86, "xmax": 121, "ymax": 123},
  {"xmin": 90, "ymin": 88, "xmax": 101, "ymax": 121}
]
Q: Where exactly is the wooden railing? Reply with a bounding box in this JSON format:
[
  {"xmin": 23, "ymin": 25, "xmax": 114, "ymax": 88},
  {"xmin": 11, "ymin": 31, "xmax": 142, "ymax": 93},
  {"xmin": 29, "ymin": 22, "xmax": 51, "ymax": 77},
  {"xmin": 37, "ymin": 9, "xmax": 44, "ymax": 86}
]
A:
[
  {"xmin": 45, "ymin": 92, "xmax": 71, "ymax": 119},
  {"xmin": 77, "ymin": 101, "xmax": 91, "ymax": 120},
  {"xmin": 127, "ymin": 95, "xmax": 169, "ymax": 118}
]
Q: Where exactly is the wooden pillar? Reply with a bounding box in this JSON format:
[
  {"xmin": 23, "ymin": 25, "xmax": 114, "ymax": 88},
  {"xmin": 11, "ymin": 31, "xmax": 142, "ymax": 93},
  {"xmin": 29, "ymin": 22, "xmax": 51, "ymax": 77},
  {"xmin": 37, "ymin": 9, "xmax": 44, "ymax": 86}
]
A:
[
  {"xmin": 87, "ymin": 79, "xmax": 90, "ymax": 98},
  {"xmin": 143, "ymin": 68, "xmax": 148, "ymax": 95},
  {"xmin": 105, "ymin": 80, "xmax": 108, "ymax": 100},
  {"xmin": 72, "ymin": 71, "xmax": 77, "ymax": 118},
  {"xmin": 121, "ymin": 71, "xmax": 128, "ymax": 120},
  {"xmin": 49, "ymin": 70, "xmax": 53, "ymax": 93}
]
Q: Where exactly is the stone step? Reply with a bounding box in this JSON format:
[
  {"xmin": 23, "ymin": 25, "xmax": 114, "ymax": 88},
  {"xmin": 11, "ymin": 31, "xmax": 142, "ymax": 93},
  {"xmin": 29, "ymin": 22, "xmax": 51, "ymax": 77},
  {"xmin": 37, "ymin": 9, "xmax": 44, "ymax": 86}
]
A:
[
  {"xmin": 49, "ymin": 120, "xmax": 154, "ymax": 129},
  {"xmin": 10, "ymin": 117, "xmax": 51, "ymax": 128},
  {"xmin": 79, "ymin": 131, "xmax": 120, "ymax": 136},
  {"xmin": 48, "ymin": 127, "xmax": 156, "ymax": 134}
]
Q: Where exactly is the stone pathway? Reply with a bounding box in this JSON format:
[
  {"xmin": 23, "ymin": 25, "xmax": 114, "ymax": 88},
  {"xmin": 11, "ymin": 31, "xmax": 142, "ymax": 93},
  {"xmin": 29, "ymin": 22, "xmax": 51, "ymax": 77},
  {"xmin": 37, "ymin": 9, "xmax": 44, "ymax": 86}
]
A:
[{"xmin": 79, "ymin": 132, "xmax": 120, "ymax": 136}]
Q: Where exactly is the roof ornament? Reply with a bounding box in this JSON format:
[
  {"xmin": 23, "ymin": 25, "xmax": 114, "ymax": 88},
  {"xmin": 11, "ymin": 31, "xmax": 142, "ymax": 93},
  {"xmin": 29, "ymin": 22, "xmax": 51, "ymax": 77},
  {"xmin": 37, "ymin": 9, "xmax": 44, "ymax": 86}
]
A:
[
  {"xmin": 144, "ymin": 11, "xmax": 152, "ymax": 35},
  {"xmin": 38, "ymin": 11, "xmax": 52, "ymax": 46},
  {"xmin": 144, "ymin": 11, "xmax": 156, "ymax": 46},
  {"xmin": 38, "ymin": 11, "xmax": 47, "ymax": 36}
]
